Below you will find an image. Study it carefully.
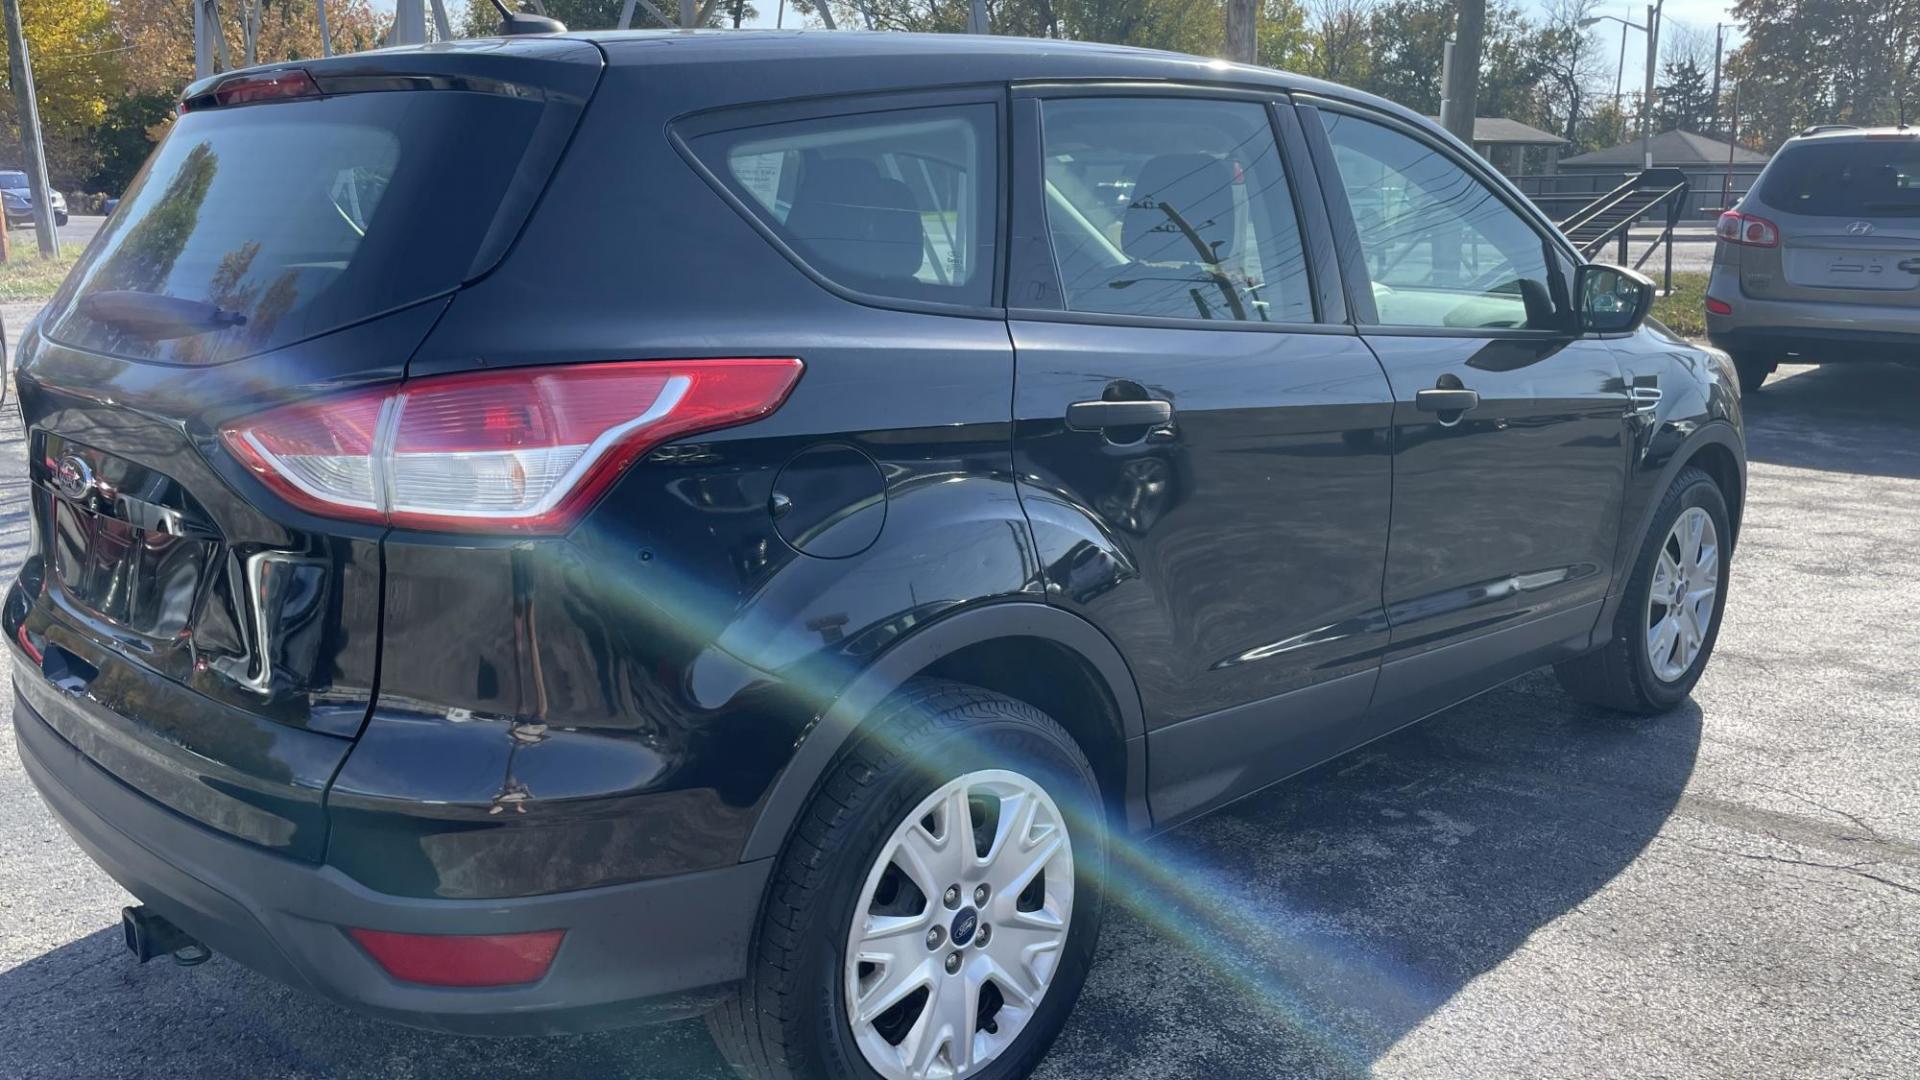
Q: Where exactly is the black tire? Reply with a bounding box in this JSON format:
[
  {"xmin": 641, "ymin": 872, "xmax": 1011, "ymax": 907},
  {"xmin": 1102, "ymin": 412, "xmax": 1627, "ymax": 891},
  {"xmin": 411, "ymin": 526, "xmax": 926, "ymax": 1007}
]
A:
[
  {"xmin": 710, "ymin": 679, "xmax": 1107, "ymax": 1080},
  {"xmin": 1556, "ymin": 466, "xmax": 1732, "ymax": 714},
  {"xmin": 54, "ymin": 211, "xmax": 67, "ymax": 227},
  {"xmin": 1732, "ymin": 355, "xmax": 1775, "ymax": 394}
]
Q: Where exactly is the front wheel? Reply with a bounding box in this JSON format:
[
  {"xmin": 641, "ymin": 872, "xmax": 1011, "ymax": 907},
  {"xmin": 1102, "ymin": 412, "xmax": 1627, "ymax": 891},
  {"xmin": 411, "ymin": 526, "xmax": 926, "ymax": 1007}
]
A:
[
  {"xmin": 710, "ymin": 680, "xmax": 1105, "ymax": 1080},
  {"xmin": 1556, "ymin": 466, "xmax": 1731, "ymax": 713}
]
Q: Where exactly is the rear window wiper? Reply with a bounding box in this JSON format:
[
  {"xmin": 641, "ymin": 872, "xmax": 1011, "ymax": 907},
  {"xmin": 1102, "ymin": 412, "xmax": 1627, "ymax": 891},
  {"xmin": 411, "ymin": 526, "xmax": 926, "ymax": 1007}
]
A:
[{"xmin": 76, "ymin": 291, "xmax": 247, "ymax": 341}]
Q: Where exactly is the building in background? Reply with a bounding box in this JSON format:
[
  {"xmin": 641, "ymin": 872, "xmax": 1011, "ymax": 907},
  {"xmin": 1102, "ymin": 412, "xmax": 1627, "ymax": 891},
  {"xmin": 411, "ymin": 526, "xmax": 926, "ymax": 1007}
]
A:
[
  {"xmin": 1553, "ymin": 130, "xmax": 1772, "ymax": 219},
  {"xmin": 1427, "ymin": 116, "xmax": 1569, "ymax": 177}
]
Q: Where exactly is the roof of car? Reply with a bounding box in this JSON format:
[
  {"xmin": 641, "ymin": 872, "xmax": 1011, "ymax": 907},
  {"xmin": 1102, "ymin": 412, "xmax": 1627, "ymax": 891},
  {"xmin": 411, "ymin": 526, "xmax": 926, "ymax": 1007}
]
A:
[
  {"xmin": 1789, "ymin": 125, "xmax": 1919, "ymax": 143},
  {"xmin": 567, "ymin": 29, "xmax": 1419, "ymax": 124}
]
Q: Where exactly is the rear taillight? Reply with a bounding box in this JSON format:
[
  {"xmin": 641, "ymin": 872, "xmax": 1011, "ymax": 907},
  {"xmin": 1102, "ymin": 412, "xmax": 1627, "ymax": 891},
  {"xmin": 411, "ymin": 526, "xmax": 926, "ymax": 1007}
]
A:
[
  {"xmin": 349, "ymin": 928, "xmax": 564, "ymax": 987},
  {"xmin": 221, "ymin": 359, "xmax": 803, "ymax": 534},
  {"xmin": 1716, "ymin": 210, "xmax": 1780, "ymax": 248},
  {"xmin": 1706, "ymin": 297, "xmax": 1733, "ymax": 316}
]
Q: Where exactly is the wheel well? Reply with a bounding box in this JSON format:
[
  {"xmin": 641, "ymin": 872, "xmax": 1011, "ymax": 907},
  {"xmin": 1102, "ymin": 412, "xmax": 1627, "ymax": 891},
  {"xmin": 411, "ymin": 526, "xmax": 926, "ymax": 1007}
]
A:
[
  {"xmin": 1688, "ymin": 441, "xmax": 1744, "ymax": 545},
  {"xmin": 917, "ymin": 636, "xmax": 1130, "ymax": 825}
]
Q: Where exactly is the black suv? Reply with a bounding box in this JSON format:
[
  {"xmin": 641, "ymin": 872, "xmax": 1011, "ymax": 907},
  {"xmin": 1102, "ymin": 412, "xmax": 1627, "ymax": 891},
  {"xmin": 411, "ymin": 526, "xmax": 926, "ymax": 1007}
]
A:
[{"xmin": 8, "ymin": 31, "xmax": 1744, "ymax": 1080}]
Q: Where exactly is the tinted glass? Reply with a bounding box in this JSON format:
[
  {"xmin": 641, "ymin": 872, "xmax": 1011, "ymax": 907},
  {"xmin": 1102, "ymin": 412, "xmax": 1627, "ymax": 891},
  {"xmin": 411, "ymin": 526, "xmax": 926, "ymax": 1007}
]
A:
[
  {"xmin": 47, "ymin": 91, "xmax": 552, "ymax": 365},
  {"xmin": 1039, "ymin": 97, "xmax": 1314, "ymax": 323},
  {"xmin": 1758, "ymin": 140, "xmax": 1920, "ymax": 217},
  {"xmin": 694, "ymin": 104, "xmax": 997, "ymax": 306},
  {"xmin": 0, "ymin": 172, "xmax": 25, "ymax": 189},
  {"xmin": 1318, "ymin": 112, "xmax": 1559, "ymax": 330}
]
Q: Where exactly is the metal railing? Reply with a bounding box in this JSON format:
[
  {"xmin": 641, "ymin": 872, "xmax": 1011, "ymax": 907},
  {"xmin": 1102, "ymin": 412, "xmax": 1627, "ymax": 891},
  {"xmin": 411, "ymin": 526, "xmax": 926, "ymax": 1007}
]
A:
[{"xmin": 1535, "ymin": 169, "xmax": 1692, "ymax": 292}]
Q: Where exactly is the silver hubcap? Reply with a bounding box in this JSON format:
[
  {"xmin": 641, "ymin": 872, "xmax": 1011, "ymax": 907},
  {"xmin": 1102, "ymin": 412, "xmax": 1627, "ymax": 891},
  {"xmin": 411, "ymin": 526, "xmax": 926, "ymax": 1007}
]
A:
[
  {"xmin": 1647, "ymin": 506, "xmax": 1720, "ymax": 682},
  {"xmin": 845, "ymin": 769, "xmax": 1075, "ymax": 1079}
]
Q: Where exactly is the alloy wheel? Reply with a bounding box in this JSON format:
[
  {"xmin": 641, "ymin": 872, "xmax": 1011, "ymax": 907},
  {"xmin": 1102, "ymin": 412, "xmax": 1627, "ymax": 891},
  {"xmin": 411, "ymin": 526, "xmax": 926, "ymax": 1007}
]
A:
[
  {"xmin": 844, "ymin": 769, "xmax": 1075, "ymax": 1079},
  {"xmin": 1646, "ymin": 506, "xmax": 1720, "ymax": 682}
]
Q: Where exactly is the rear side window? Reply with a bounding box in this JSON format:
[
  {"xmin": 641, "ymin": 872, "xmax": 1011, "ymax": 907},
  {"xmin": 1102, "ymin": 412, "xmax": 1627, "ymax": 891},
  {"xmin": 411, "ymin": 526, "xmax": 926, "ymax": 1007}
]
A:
[
  {"xmin": 1038, "ymin": 97, "xmax": 1315, "ymax": 324},
  {"xmin": 690, "ymin": 104, "xmax": 998, "ymax": 307},
  {"xmin": 47, "ymin": 91, "xmax": 560, "ymax": 365},
  {"xmin": 1758, "ymin": 140, "xmax": 1920, "ymax": 217}
]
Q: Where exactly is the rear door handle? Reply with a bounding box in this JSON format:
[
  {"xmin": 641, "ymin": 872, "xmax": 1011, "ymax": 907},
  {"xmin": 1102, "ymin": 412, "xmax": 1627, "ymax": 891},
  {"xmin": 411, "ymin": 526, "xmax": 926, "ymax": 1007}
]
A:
[
  {"xmin": 1065, "ymin": 399, "xmax": 1173, "ymax": 431},
  {"xmin": 1414, "ymin": 388, "xmax": 1481, "ymax": 414}
]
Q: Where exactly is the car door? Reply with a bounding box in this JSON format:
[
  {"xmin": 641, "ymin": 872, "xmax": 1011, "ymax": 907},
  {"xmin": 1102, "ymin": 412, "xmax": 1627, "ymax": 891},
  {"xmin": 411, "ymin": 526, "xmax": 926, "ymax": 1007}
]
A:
[
  {"xmin": 1008, "ymin": 86, "xmax": 1398, "ymax": 825},
  {"xmin": 1298, "ymin": 99, "xmax": 1633, "ymax": 724}
]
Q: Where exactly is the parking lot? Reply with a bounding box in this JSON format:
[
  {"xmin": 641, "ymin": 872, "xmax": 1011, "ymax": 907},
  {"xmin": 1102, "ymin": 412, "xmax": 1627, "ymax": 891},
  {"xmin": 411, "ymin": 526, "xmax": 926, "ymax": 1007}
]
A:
[{"xmin": 2, "ymin": 358, "xmax": 1917, "ymax": 1080}]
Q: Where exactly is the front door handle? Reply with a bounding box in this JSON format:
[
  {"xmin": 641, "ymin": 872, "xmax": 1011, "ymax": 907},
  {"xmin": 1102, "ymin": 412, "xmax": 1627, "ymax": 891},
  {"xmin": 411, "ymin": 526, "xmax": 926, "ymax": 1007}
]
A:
[
  {"xmin": 1414, "ymin": 388, "xmax": 1481, "ymax": 414},
  {"xmin": 1065, "ymin": 399, "xmax": 1173, "ymax": 431}
]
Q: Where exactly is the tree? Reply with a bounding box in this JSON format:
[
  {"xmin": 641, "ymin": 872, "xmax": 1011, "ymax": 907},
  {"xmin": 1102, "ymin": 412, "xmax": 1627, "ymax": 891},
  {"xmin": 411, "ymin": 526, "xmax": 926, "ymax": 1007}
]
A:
[
  {"xmin": 1655, "ymin": 56, "xmax": 1712, "ymax": 133},
  {"xmin": 0, "ymin": 0, "xmax": 119, "ymax": 188},
  {"xmin": 1536, "ymin": 0, "xmax": 1606, "ymax": 144},
  {"xmin": 1726, "ymin": 0, "xmax": 1920, "ymax": 149},
  {"xmin": 1301, "ymin": 0, "xmax": 1372, "ymax": 85},
  {"xmin": 1365, "ymin": 0, "xmax": 1450, "ymax": 113}
]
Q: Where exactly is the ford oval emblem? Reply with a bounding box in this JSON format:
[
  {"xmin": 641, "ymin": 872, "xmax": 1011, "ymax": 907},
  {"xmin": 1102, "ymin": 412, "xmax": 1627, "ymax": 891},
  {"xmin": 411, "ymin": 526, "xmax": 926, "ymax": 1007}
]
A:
[
  {"xmin": 1846, "ymin": 221, "xmax": 1875, "ymax": 236},
  {"xmin": 52, "ymin": 454, "xmax": 94, "ymax": 501}
]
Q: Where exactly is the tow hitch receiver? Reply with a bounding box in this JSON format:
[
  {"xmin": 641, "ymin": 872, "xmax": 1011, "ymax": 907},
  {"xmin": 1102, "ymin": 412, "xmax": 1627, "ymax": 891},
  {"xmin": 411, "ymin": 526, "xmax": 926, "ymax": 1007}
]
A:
[{"xmin": 121, "ymin": 905, "xmax": 211, "ymax": 966}]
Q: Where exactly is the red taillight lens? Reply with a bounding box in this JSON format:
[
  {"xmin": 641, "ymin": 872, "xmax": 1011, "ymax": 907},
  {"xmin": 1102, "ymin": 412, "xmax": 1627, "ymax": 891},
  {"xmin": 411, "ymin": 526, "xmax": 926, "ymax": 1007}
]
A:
[
  {"xmin": 221, "ymin": 359, "xmax": 803, "ymax": 534},
  {"xmin": 213, "ymin": 68, "xmax": 320, "ymax": 108},
  {"xmin": 1716, "ymin": 210, "xmax": 1779, "ymax": 248},
  {"xmin": 1706, "ymin": 297, "xmax": 1733, "ymax": 316},
  {"xmin": 349, "ymin": 928, "xmax": 564, "ymax": 987}
]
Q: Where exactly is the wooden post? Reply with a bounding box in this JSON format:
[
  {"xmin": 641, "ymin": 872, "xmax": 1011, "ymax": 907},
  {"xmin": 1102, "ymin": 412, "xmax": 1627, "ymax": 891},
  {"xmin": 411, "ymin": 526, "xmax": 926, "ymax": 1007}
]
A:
[
  {"xmin": 3, "ymin": 0, "xmax": 60, "ymax": 257},
  {"xmin": 1225, "ymin": 0, "xmax": 1257, "ymax": 64}
]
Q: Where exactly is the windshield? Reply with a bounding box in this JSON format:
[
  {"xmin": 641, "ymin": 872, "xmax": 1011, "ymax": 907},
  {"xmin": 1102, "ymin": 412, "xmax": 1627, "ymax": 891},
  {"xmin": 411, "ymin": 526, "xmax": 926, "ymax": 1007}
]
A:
[
  {"xmin": 0, "ymin": 173, "xmax": 26, "ymax": 190},
  {"xmin": 1759, "ymin": 139, "xmax": 1920, "ymax": 218},
  {"xmin": 46, "ymin": 90, "xmax": 552, "ymax": 365}
]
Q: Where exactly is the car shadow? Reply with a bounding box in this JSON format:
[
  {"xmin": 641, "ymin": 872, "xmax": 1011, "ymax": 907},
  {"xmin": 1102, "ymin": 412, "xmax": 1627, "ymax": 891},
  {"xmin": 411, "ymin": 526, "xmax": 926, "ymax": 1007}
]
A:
[
  {"xmin": 1039, "ymin": 668, "xmax": 1701, "ymax": 1079},
  {"xmin": 0, "ymin": 669, "xmax": 1698, "ymax": 1080},
  {"xmin": 1741, "ymin": 363, "xmax": 1920, "ymax": 480}
]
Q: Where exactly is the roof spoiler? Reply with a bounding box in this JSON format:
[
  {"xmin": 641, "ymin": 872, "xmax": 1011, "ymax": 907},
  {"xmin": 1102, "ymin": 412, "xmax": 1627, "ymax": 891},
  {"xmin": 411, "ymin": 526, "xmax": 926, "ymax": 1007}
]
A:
[{"xmin": 488, "ymin": 0, "xmax": 567, "ymax": 34}]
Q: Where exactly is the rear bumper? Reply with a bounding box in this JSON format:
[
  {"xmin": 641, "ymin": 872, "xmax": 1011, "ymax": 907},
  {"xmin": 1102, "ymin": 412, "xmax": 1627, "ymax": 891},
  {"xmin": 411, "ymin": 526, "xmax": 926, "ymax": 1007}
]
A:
[
  {"xmin": 1706, "ymin": 323, "xmax": 1920, "ymax": 364},
  {"xmin": 14, "ymin": 683, "xmax": 771, "ymax": 1036},
  {"xmin": 1705, "ymin": 270, "xmax": 1920, "ymax": 362}
]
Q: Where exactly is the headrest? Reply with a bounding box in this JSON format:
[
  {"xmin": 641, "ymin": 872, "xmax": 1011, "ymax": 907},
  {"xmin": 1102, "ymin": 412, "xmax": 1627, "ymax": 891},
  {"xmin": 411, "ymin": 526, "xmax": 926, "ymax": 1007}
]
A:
[
  {"xmin": 783, "ymin": 157, "xmax": 924, "ymax": 284},
  {"xmin": 1123, "ymin": 153, "xmax": 1238, "ymax": 264}
]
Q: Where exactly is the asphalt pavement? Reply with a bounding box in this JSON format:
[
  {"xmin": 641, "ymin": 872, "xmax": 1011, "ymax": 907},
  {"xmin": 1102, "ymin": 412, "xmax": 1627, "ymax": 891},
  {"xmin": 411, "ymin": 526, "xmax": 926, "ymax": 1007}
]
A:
[
  {"xmin": 1, "ymin": 358, "xmax": 1917, "ymax": 1079},
  {"xmin": 7, "ymin": 213, "xmax": 106, "ymax": 255}
]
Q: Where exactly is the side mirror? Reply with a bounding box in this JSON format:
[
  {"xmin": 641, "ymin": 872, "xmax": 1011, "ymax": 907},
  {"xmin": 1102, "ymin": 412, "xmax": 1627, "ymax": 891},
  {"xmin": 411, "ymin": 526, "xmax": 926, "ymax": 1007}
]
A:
[{"xmin": 1575, "ymin": 263, "xmax": 1656, "ymax": 333}]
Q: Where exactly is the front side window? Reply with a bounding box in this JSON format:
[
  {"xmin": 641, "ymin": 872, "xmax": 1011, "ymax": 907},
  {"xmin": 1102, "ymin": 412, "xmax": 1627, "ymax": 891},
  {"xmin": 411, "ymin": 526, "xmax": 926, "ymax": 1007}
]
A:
[
  {"xmin": 1318, "ymin": 111, "xmax": 1560, "ymax": 330},
  {"xmin": 692, "ymin": 104, "xmax": 997, "ymax": 307},
  {"xmin": 1038, "ymin": 97, "xmax": 1315, "ymax": 324}
]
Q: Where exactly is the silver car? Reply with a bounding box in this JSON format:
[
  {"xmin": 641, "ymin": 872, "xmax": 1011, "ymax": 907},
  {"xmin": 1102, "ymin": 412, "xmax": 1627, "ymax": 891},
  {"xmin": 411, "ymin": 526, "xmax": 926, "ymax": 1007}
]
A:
[{"xmin": 1705, "ymin": 127, "xmax": 1920, "ymax": 392}]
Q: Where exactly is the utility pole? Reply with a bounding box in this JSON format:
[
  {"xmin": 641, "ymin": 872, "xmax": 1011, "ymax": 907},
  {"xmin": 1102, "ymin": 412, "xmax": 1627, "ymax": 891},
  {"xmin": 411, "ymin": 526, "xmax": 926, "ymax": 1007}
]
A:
[
  {"xmin": 1225, "ymin": 0, "xmax": 1256, "ymax": 63},
  {"xmin": 968, "ymin": 0, "xmax": 987, "ymax": 33},
  {"xmin": 1710, "ymin": 22, "xmax": 1722, "ymax": 139},
  {"xmin": 317, "ymin": 0, "xmax": 332, "ymax": 57},
  {"xmin": 1441, "ymin": 0, "xmax": 1486, "ymax": 145},
  {"xmin": 394, "ymin": 0, "xmax": 427, "ymax": 44},
  {"xmin": 1640, "ymin": 0, "xmax": 1661, "ymax": 170},
  {"xmin": 3, "ymin": 0, "xmax": 59, "ymax": 257}
]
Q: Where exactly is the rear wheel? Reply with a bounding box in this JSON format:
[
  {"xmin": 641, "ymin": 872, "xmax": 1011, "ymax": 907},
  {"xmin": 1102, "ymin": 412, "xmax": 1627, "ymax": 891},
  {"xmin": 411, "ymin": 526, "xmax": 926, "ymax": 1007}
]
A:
[
  {"xmin": 710, "ymin": 680, "xmax": 1105, "ymax": 1080},
  {"xmin": 1732, "ymin": 355, "xmax": 1775, "ymax": 394},
  {"xmin": 1556, "ymin": 467, "xmax": 1731, "ymax": 714}
]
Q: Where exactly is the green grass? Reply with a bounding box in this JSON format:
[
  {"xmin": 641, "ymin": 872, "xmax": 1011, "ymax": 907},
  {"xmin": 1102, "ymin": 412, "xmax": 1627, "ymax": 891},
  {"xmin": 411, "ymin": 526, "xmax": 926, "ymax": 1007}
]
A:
[
  {"xmin": 1652, "ymin": 270, "xmax": 1709, "ymax": 339},
  {"xmin": 0, "ymin": 240, "xmax": 82, "ymax": 303}
]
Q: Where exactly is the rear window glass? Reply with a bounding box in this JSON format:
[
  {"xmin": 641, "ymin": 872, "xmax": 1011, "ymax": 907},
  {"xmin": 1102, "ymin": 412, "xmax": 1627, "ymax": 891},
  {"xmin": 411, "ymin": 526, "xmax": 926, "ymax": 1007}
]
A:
[
  {"xmin": 47, "ymin": 91, "xmax": 552, "ymax": 365},
  {"xmin": 690, "ymin": 104, "xmax": 998, "ymax": 307},
  {"xmin": 1758, "ymin": 139, "xmax": 1920, "ymax": 217}
]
